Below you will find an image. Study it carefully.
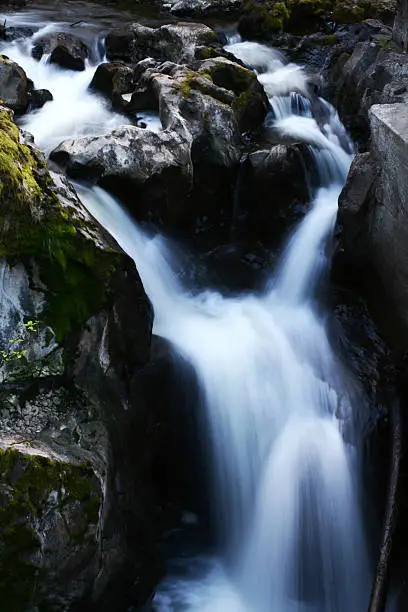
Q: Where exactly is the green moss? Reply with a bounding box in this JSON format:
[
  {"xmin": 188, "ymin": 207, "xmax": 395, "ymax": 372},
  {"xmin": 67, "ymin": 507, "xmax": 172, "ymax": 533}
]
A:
[
  {"xmin": 333, "ymin": 0, "xmax": 365, "ymax": 23},
  {"xmin": 0, "ymin": 106, "xmax": 121, "ymax": 343},
  {"xmin": 0, "ymin": 448, "xmax": 100, "ymax": 609},
  {"xmin": 0, "ymin": 107, "xmax": 44, "ymax": 207}
]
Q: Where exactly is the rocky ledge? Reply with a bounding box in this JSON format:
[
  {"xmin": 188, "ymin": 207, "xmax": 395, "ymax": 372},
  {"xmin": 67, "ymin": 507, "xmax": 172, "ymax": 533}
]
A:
[{"xmin": 0, "ymin": 105, "xmax": 172, "ymax": 611}]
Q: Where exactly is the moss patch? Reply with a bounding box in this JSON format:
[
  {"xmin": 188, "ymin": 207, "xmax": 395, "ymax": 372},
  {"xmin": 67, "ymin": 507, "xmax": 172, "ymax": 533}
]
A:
[
  {"xmin": 0, "ymin": 106, "xmax": 121, "ymax": 342},
  {"xmin": 0, "ymin": 448, "xmax": 100, "ymax": 611}
]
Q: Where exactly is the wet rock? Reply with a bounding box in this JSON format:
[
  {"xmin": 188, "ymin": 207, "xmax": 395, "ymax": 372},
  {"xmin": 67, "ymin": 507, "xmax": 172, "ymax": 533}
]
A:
[
  {"xmin": 0, "ymin": 54, "xmax": 32, "ymax": 114},
  {"xmin": 51, "ymin": 56, "xmax": 268, "ymax": 235},
  {"xmin": 0, "ymin": 106, "xmax": 171, "ymax": 611},
  {"xmin": 237, "ymin": 145, "xmax": 309, "ymax": 245},
  {"xmin": 32, "ymin": 32, "xmax": 89, "ymax": 71},
  {"xmin": 29, "ymin": 88, "xmax": 53, "ymax": 110},
  {"xmin": 163, "ymin": 0, "xmax": 242, "ymax": 17},
  {"xmin": 325, "ymin": 29, "xmax": 408, "ymax": 144},
  {"xmin": 334, "ymin": 103, "xmax": 408, "ymax": 352},
  {"xmin": 89, "ymin": 62, "xmax": 135, "ymax": 111},
  {"xmin": 106, "ymin": 21, "xmax": 221, "ymax": 64},
  {"xmin": 393, "ymin": 0, "xmax": 408, "ymax": 50},
  {"xmin": 0, "ymin": 25, "xmax": 34, "ymax": 42}
]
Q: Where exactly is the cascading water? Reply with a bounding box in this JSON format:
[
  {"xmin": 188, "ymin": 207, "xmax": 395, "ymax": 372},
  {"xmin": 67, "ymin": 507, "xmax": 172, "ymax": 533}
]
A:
[{"xmin": 1, "ymin": 21, "xmax": 371, "ymax": 611}]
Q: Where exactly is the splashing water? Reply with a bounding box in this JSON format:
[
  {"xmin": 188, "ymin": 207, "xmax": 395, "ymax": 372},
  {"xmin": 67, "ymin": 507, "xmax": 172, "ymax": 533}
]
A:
[
  {"xmin": 1, "ymin": 20, "xmax": 371, "ymax": 610},
  {"xmin": 79, "ymin": 90, "xmax": 371, "ymax": 612}
]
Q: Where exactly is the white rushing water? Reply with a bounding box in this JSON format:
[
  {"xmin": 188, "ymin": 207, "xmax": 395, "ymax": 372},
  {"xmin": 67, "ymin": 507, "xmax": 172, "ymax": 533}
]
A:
[{"xmin": 1, "ymin": 22, "xmax": 370, "ymax": 610}]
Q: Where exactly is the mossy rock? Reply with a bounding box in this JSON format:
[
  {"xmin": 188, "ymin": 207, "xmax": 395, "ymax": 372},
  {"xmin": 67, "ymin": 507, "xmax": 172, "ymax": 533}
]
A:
[
  {"xmin": 0, "ymin": 105, "xmax": 124, "ymax": 343},
  {"xmin": 0, "ymin": 447, "xmax": 100, "ymax": 611},
  {"xmin": 239, "ymin": 0, "xmax": 394, "ymax": 38}
]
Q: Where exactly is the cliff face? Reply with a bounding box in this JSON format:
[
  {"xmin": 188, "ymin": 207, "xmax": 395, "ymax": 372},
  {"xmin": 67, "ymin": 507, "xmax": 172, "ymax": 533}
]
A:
[
  {"xmin": 0, "ymin": 105, "xmax": 167, "ymax": 611},
  {"xmin": 334, "ymin": 103, "xmax": 408, "ymax": 354}
]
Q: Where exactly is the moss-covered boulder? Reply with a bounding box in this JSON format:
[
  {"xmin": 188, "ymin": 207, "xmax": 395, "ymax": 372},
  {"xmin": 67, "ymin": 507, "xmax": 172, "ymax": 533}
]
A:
[
  {"xmin": 51, "ymin": 55, "xmax": 268, "ymax": 237},
  {"xmin": 239, "ymin": 0, "xmax": 397, "ymax": 38},
  {"xmin": 0, "ymin": 447, "xmax": 100, "ymax": 611},
  {"xmin": 0, "ymin": 106, "xmax": 170, "ymax": 611}
]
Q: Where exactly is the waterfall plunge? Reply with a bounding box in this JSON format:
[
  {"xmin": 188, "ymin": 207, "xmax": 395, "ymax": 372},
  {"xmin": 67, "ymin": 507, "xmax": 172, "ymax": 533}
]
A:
[
  {"xmin": 1, "ymin": 24, "xmax": 371, "ymax": 611},
  {"xmin": 80, "ymin": 80, "xmax": 370, "ymax": 612}
]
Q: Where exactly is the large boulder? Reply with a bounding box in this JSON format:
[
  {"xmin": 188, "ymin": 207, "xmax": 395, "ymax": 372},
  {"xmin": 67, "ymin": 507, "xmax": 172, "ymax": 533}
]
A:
[
  {"xmin": 50, "ymin": 125, "xmax": 194, "ymax": 228},
  {"xmin": 0, "ymin": 105, "xmax": 171, "ymax": 610},
  {"xmin": 237, "ymin": 145, "xmax": 309, "ymax": 245},
  {"xmin": 89, "ymin": 62, "xmax": 135, "ymax": 111},
  {"xmin": 51, "ymin": 55, "xmax": 269, "ymax": 234},
  {"xmin": 32, "ymin": 32, "xmax": 89, "ymax": 71},
  {"xmin": 0, "ymin": 54, "xmax": 31, "ymax": 114},
  {"xmin": 106, "ymin": 21, "xmax": 221, "ymax": 64}
]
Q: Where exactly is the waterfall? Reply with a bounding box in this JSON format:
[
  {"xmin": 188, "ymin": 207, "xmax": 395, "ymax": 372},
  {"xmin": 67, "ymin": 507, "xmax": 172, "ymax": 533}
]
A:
[{"xmin": 1, "ymin": 26, "xmax": 371, "ymax": 611}]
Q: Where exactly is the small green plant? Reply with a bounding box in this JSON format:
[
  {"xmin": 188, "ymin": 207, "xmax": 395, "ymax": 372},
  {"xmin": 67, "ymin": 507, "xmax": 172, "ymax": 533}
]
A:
[{"xmin": 0, "ymin": 320, "xmax": 40, "ymax": 364}]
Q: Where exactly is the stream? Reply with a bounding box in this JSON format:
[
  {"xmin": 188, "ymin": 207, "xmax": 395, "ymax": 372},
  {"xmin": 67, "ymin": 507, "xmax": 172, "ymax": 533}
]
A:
[{"xmin": 1, "ymin": 7, "xmax": 376, "ymax": 611}]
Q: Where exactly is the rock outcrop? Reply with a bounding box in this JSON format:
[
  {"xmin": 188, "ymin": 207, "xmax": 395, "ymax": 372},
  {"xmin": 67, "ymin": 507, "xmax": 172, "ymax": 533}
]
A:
[
  {"xmin": 238, "ymin": 145, "xmax": 308, "ymax": 245},
  {"xmin": 334, "ymin": 103, "xmax": 408, "ymax": 353},
  {"xmin": 32, "ymin": 32, "xmax": 89, "ymax": 71},
  {"xmin": 325, "ymin": 24, "xmax": 408, "ymax": 144},
  {"xmin": 0, "ymin": 105, "xmax": 169, "ymax": 610},
  {"xmin": 393, "ymin": 0, "xmax": 408, "ymax": 50},
  {"xmin": 0, "ymin": 54, "xmax": 32, "ymax": 114},
  {"xmin": 106, "ymin": 22, "xmax": 221, "ymax": 64},
  {"xmin": 239, "ymin": 0, "xmax": 396, "ymax": 40},
  {"xmin": 51, "ymin": 33, "xmax": 269, "ymax": 235},
  {"xmin": 0, "ymin": 55, "xmax": 53, "ymax": 114}
]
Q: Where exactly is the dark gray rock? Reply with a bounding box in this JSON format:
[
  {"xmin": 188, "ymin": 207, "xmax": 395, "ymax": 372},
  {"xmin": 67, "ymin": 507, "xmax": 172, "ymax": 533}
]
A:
[
  {"xmin": 29, "ymin": 87, "xmax": 53, "ymax": 110},
  {"xmin": 51, "ymin": 56, "xmax": 268, "ymax": 234},
  {"xmin": 238, "ymin": 145, "xmax": 309, "ymax": 245},
  {"xmin": 0, "ymin": 112, "xmax": 171, "ymax": 611},
  {"xmin": 393, "ymin": 0, "xmax": 408, "ymax": 50},
  {"xmin": 89, "ymin": 62, "xmax": 135, "ymax": 111},
  {"xmin": 334, "ymin": 104, "xmax": 408, "ymax": 353},
  {"xmin": 0, "ymin": 54, "xmax": 32, "ymax": 114},
  {"xmin": 106, "ymin": 21, "xmax": 221, "ymax": 64},
  {"xmin": 163, "ymin": 0, "xmax": 242, "ymax": 17},
  {"xmin": 32, "ymin": 32, "xmax": 89, "ymax": 71}
]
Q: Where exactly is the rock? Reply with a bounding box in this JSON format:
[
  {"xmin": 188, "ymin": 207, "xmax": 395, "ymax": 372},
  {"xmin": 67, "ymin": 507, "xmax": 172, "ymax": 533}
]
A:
[
  {"xmin": 0, "ymin": 54, "xmax": 32, "ymax": 114},
  {"xmin": 334, "ymin": 103, "xmax": 408, "ymax": 353},
  {"xmin": 89, "ymin": 62, "xmax": 135, "ymax": 111},
  {"xmin": 32, "ymin": 32, "xmax": 89, "ymax": 71},
  {"xmin": 239, "ymin": 0, "xmax": 397, "ymax": 40},
  {"xmin": 29, "ymin": 88, "xmax": 53, "ymax": 110},
  {"xmin": 325, "ymin": 31, "xmax": 408, "ymax": 145},
  {"xmin": 50, "ymin": 125, "xmax": 193, "ymax": 228},
  {"xmin": 0, "ymin": 105, "xmax": 173, "ymax": 610},
  {"xmin": 0, "ymin": 25, "xmax": 34, "ymax": 42},
  {"xmin": 237, "ymin": 145, "xmax": 309, "ymax": 245},
  {"xmin": 106, "ymin": 21, "xmax": 221, "ymax": 64},
  {"xmin": 164, "ymin": 0, "xmax": 242, "ymax": 17},
  {"xmin": 393, "ymin": 0, "xmax": 408, "ymax": 50},
  {"xmin": 51, "ymin": 56, "xmax": 268, "ymax": 234}
]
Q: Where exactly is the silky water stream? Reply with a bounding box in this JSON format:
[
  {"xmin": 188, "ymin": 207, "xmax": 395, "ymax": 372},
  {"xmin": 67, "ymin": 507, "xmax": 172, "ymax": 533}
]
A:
[{"xmin": 1, "ymin": 25, "xmax": 372, "ymax": 612}]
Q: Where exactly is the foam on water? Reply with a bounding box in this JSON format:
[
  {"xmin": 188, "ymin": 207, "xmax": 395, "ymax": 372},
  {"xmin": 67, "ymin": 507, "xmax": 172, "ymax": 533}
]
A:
[{"xmin": 0, "ymin": 21, "xmax": 372, "ymax": 611}]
